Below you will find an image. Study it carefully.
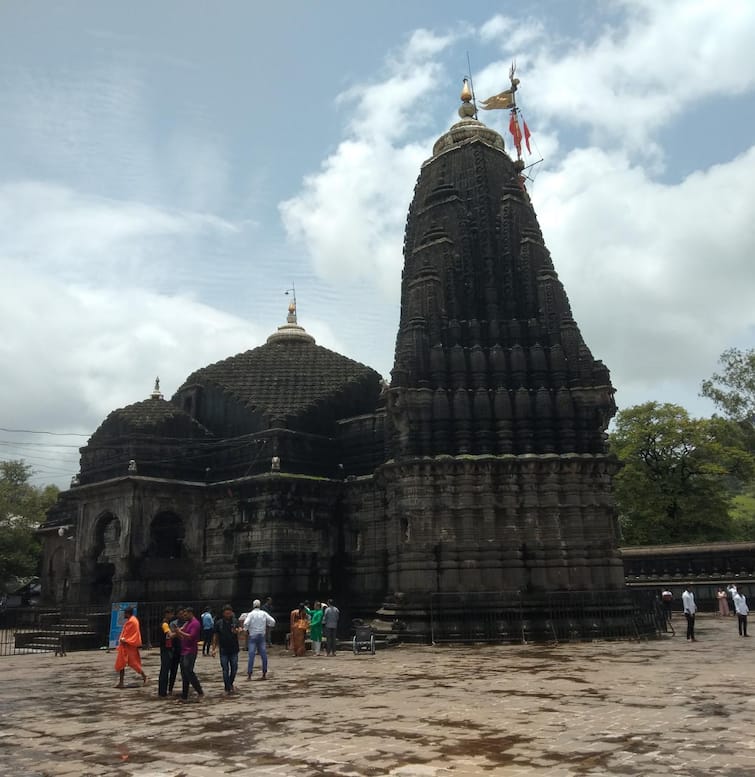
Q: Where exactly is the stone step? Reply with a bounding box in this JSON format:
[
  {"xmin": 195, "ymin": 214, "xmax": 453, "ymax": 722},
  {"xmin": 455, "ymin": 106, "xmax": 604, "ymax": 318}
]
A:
[{"xmin": 14, "ymin": 630, "xmax": 101, "ymax": 653}]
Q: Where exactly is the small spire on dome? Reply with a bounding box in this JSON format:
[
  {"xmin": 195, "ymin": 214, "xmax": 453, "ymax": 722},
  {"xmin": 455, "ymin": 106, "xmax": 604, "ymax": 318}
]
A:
[
  {"xmin": 150, "ymin": 376, "xmax": 163, "ymax": 400},
  {"xmin": 285, "ymin": 284, "xmax": 297, "ymax": 323},
  {"xmin": 267, "ymin": 283, "xmax": 315, "ymax": 344}
]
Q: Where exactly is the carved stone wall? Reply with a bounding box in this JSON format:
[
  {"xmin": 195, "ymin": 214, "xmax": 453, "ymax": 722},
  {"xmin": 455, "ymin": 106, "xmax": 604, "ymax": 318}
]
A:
[{"xmin": 378, "ymin": 454, "xmax": 623, "ymax": 596}]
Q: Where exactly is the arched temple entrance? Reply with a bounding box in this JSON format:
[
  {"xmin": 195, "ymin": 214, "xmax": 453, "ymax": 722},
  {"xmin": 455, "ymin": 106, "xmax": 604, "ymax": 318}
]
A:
[
  {"xmin": 92, "ymin": 513, "xmax": 121, "ymax": 604},
  {"xmin": 142, "ymin": 512, "xmax": 190, "ymax": 601}
]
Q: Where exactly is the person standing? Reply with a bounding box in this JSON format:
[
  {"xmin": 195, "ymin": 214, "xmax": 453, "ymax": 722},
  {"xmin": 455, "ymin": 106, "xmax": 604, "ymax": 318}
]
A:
[
  {"xmin": 323, "ymin": 599, "xmax": 340, "ymax": 656},
  {"xmin": 682, "ymin": 585, "xmax": 697, "ymax": 642},
  {"xmin": 211, "ymin": 604, "xmax": 240, "ymax": 694},
  {"xmin": 661, "ymin": 589, "xmax": 673, "ymax": 623},
  {"xmin": 245, "ymin": 599, "xmax": 276, "ymax": 679},
  {"xmin": 290, "ymin": 604, "xmax": 309, "ymax": 657},
  {"xmin": 727, "ymin": 584, "xmax": 738, "ymax": 616},
  {"xmin": 114, "ymin": 606, "xmax": 147, "ymax": 688},
  {"xmin": 306, "ymin": 601, "xmax": 324, "ymax": 656},
  {"xmin": 261, "ymin": 596, "xmax": 274, "ymax": 646},
  {"xmin": 200, "ymin": 606, "xmax": 214, "ymax": 656},
  {"xmin": 157, "ymin": 607, "xmax": 177, "ymax": 698},
  {"xmin": 168, "ymin": 609, "xmax": 183, "ymax": 693},
  {"xmin": 716, "ymin": 588, "xmax": 730, "ymax": 617},
  {"xmin": 175, "ymin": 606, "xmax": 204, "ymax": 701},
  {"xmin": 732, "ymin": 589, "xmax": 749, "ymax": 637}
]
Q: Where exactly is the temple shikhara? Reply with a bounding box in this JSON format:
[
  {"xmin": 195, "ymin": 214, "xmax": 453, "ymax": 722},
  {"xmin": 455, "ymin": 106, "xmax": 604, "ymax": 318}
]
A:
[{"xmin": 40, "ymin": 78, "xmax": 631, "ymax": 638}]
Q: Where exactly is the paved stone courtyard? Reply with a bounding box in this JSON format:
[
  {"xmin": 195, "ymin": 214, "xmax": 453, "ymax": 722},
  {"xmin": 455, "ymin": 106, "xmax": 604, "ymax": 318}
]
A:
[{"xmin": 1, "ymin": 614, "xmax": 755, "ymax": 776}]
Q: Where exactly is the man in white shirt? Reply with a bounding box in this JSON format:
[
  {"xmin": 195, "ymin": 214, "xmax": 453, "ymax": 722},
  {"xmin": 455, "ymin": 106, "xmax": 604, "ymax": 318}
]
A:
[
  {"xmin": 681, "ymin": 585, "xmax": 697, "ymax": 642},
  {"xmin": 244, "ymin": 599, "xmax": 276, "ymax": 680},
  {"xmin": 732, "ymin": 589, "xmax": 749, "ymax": 637}
]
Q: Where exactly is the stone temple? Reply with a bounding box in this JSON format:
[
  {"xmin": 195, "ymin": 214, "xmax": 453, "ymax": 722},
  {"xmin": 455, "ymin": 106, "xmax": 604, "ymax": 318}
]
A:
[{"xmin": 41, "ymin": 84, "xmax": 628, "ymax": 639}]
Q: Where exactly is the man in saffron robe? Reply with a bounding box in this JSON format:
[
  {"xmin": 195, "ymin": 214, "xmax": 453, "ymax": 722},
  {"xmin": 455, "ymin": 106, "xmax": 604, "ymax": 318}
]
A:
[{"xmin": 114, "ymin": 606, "xmax": 147, "ymax": 688}]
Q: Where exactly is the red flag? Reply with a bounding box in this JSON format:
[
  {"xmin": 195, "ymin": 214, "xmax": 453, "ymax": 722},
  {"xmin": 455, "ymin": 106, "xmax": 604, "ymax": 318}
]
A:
[
  {"xmin": 509, "ymin": 112, "xmax": 523, "ymax": 157},
  {"xmin": 523, "ymin": 120, "xmax": 531, "ymax": 154}
]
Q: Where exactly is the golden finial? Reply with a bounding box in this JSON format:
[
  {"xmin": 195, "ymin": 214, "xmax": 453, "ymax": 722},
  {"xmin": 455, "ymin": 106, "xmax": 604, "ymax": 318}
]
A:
[
  {"xmin": 285, "ymin": 285, "xmax": 297, "ymax": 324},
  {"xmin": 459, "ymin": 78, "xmax": 476, "ymax": 119}
]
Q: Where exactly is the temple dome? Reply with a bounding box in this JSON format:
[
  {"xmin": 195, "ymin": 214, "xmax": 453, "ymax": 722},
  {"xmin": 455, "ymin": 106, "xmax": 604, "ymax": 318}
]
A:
[
  {"xmin": 78, "ymin": 395, "xmax": 214, "ymax": 484},
  {"xmin": 87, "ymin": 397, "xmax": 213, "ymax": 443},
  {"xmin": 174, "ymin": 316, "xmax": 382, "ymax": 436}
]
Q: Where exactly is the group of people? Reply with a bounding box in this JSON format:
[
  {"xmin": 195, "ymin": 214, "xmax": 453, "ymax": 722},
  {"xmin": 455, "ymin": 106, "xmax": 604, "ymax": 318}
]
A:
[
  {"xmin": 288, "ymin": 599, "xmax": 340, "ymax": 657},
  {"xmin": 663, "ymin": 584, "xmax": 749, "ymax": 643},
  {"xmin": 114, "ymin": 596, "xmax": 342, "ymax": 700},
  {"xmin": 114, "ymin": 604, "xmax": 205, "ymax": 700}
]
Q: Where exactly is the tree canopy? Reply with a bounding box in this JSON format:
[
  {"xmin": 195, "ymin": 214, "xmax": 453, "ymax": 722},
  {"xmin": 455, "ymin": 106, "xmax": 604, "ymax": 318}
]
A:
[
  {"xmin": 701, "ymin": 347, "xmax": 755, "ymax": 425},
  {"xmin": 0, "ymin": 460, "xmax": 59, "ymax": 593},
  {"xmin": 610, "ymin": 402, "xmax": 754, "ymax": 546}
]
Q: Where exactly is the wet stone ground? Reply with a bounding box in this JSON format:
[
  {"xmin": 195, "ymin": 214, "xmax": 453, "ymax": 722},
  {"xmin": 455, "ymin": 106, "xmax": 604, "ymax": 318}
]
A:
[{"xmin": 1, "ymin": 615, "xmax": 755, "ymax": 776}]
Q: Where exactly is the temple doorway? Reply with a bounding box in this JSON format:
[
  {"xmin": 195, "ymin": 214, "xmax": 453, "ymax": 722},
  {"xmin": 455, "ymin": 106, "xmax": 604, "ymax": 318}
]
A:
[
  {"xmin": 92, "ymin": 513, "xmax": 121, "ymax": 604},
  {"xmin": 149, "ymin": 512, "xmax": 184, "ymax": 559}
]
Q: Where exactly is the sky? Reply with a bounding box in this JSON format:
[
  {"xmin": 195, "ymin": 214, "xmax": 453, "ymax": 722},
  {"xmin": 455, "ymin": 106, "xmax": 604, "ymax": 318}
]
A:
[{"xmin": 1, "ymin": 0, "xmax": 753, "ymax": 486}]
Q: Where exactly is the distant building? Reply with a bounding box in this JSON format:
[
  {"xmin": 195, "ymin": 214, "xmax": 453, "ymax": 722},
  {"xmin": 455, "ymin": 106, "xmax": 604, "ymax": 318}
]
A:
[{"xmin": 40, "ymin": 83, "xmax": 627, "ymax": 638}]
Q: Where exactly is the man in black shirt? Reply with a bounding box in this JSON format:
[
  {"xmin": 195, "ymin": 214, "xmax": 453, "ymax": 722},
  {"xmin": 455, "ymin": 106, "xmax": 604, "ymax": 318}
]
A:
[{"xmin": 211, "ymin": 604, "xmax": 240, "ymax": 694}]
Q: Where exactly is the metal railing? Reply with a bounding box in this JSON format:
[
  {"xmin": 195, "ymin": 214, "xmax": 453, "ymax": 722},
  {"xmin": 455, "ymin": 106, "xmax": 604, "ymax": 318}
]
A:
[
  {"xmin": 429, "ymin": 589, "xmax": 667, "ymax": 644},
  {"xmin": 0, "ymin": 606, "xmax": 110, "ymax": 656},
  {"xmin": 1, "ymin": 590, "xmax": 668, "ymax": 656},
  {"xmin": 0, "ymin": 600, "xmax": 241, "ymax": 657}
]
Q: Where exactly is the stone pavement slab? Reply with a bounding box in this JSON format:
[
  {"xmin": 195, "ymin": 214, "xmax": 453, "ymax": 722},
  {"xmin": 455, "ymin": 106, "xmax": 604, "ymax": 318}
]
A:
[{"xmin": 1, "ymin": 615, "xmax": 755, "ymax": 776}]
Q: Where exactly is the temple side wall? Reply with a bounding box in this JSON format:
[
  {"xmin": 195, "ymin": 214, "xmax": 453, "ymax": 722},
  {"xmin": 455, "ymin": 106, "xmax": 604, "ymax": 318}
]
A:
[{"xmin": 378, "ymin": 453, "xmax": 624, "ymax": 605}]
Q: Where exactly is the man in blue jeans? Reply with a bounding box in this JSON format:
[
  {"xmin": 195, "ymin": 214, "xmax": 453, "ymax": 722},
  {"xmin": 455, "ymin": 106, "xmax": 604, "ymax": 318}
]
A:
[
  {"xmin": 323, "ymin": 599, "xmax": 340, "ymax": 656},
  {"xmin": 211, "ymin": 604, "xmax": 240, "ymax": 694},
  {"xmin": 244, "ymin": 599, "xmax": 275, "ymax": 680},
  {"xmin": 200, "ymin": 606, "xmax": 214, "ymax": 656}
]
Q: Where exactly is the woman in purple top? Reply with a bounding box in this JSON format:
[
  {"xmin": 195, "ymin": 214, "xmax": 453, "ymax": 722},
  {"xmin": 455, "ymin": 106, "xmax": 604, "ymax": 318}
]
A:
[{"xmin": 174, "ymin": 606, "xmax": 204, "ymax": 701}]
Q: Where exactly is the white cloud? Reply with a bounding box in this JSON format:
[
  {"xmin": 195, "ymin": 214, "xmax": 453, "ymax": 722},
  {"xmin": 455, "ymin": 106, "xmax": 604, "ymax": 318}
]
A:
[
  {"xmin": 0, "ymin": 181, "xmax": 236, "ymax": 288},
  {"xmin": 0, "ymin": 263, "xmax": 262, "ymax": 482},
  {"xmin": 477, "ymin": 0, "xmax": 755, "ymax": 153},
  {"xmin": 479, "ymin": 14, "xmax": 544, "ymax": 52},
  {"xmin": 0, "ymin": 180, "xmax": 258, "ymax": 483},
  {"xmin": 280, "ymin": 30, "xmax": 455, "ymax": 296},
  {"xmin": 535, "ymin": 143, "xmax": 755, "ymax": 408}
]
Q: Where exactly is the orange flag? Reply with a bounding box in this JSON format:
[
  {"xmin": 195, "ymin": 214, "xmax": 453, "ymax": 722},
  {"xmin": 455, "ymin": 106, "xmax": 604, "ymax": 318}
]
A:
[{"xmin": 509, "ymin": 112, "xmax": 523, "ymax": 157}]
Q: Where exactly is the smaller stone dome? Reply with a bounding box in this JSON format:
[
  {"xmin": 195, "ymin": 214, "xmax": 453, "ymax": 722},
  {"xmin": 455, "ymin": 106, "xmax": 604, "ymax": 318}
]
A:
[{"xmin": 88, "ymin": 397, "xmax": 213, "ymax": 443}]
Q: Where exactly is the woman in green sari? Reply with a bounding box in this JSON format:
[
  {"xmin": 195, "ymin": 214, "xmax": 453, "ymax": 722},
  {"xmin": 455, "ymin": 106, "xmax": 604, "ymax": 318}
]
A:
[{"xmin": 306, "ymin": 601, "xmax": 324, "ymax": 656}]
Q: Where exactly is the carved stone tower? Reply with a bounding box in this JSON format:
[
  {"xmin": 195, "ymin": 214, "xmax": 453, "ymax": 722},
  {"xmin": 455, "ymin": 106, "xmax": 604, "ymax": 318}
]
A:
[{"xmin": 380, "ymin": 85, "xmax": 624, "ymax": 618}]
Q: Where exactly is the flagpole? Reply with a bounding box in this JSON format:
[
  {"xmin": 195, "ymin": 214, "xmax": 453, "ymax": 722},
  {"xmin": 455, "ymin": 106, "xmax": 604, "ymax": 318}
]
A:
[{"xmin": 466, "ymin": 51, "xmax": 478, "ymax": 120}]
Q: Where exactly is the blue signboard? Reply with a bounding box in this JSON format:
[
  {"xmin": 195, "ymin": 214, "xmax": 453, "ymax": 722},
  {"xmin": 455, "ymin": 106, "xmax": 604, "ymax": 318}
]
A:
[{"xmin": 109, "ymin": 601, "xmax": 138, "ymax": 649}]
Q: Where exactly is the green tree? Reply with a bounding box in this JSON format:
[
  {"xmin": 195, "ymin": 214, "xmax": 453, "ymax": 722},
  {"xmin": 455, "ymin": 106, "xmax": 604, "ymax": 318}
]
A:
[
  {"xmin": 0, "ymin": 460, "xmax": 59, "ymax": 593},
  {"xmin": 701, "ymin": 347, "xmax": 755, "ymax": 425},
  {"xmin": 610, "ymin": 402, "xmax": 754, "ymax": 545}
]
